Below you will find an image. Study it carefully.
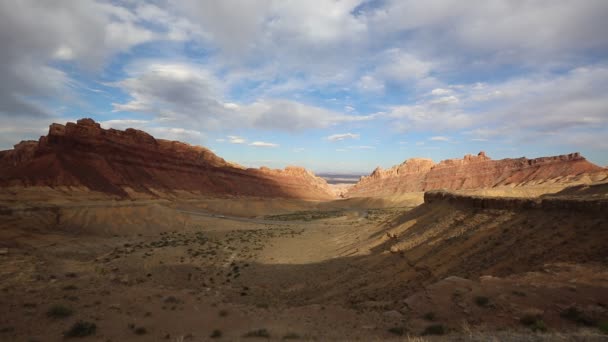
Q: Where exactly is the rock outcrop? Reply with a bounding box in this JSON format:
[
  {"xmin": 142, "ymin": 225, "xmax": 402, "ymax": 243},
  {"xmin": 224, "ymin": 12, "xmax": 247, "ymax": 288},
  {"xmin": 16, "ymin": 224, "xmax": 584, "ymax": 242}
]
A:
[
  {"xmin": 346, "ymin": 151, "xmax": 605, "ymax": 197},
  {"xmin": 424, "ymin": 190, "xmax": 608, "ymax": 213},
  {"xmin": 0, "ymin": 119, "xmax": 335, "ymax": 200}
]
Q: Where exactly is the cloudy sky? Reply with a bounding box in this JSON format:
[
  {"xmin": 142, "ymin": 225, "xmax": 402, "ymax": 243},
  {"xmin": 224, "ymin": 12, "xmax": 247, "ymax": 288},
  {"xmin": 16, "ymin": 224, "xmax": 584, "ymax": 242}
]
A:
[{"xmin": 1, "ymin": 1, "xmax": 607, "ymax": 172}]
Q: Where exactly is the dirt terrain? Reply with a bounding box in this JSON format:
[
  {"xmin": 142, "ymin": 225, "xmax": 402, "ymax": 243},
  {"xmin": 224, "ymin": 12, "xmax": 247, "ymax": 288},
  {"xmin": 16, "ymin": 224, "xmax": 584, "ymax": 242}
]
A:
[{"xmin": 1, "ymin": 184, "xmax": 607, "ymax": 341}]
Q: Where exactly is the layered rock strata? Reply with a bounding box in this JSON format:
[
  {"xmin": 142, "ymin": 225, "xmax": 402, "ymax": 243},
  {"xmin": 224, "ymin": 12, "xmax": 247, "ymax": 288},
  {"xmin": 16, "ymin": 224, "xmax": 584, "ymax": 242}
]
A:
[
  {"xmin": 0, "ymin": 119, "xmax": 334, "ymax": 200},
  {"xmin": 346, "ymin": 151, "xmax": 604, "ymax": 197}
]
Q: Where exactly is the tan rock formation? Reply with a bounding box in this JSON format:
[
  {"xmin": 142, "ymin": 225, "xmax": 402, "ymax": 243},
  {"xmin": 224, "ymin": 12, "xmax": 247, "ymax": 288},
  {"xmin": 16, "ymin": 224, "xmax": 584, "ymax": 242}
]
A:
[{"xmin": 346, "ymin": 151, "xmax": 605, "ymax": 197}]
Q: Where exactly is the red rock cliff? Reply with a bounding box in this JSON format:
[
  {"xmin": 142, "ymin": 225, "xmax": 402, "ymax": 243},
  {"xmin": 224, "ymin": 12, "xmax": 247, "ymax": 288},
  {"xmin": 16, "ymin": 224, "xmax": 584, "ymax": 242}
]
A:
[
  {"xmin": 0, "ymin": 119, "xmax": 334, "ymax": 200},
  {"xmin": 346, "ymin": 151, "xmax": 604, "ymax": 197}
]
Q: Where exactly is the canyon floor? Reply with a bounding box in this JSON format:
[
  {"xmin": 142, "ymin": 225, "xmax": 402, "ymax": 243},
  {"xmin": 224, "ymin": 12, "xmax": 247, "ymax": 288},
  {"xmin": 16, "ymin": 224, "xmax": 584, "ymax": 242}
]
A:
[{"xmin": 1, "ymin": 186, "xmax": 608, "ymax": 341}]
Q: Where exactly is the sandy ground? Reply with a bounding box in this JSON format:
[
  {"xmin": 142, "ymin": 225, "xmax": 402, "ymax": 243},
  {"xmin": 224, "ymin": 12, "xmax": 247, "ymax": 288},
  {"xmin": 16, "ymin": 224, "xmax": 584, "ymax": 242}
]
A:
[{"xmin": 1, "ymin": 189, "xmax": 607, "ymax": 341}]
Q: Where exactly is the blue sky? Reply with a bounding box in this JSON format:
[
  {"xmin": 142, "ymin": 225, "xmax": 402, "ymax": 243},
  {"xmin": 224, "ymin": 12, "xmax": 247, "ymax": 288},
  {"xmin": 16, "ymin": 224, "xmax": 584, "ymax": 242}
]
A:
[{"xmin": 1, "ymin": 1, "xmax": 607, "ymax": 173}]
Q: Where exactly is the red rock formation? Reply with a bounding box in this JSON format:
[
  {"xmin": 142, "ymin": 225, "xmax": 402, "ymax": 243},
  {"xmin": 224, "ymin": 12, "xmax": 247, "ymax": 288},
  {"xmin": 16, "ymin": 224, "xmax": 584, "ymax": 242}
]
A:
[
  {"xmin": 0, "ymin": 119, "xmax": 334, "ymax": 200},
  {"xmin": 346, "ymin": 151, "xmax": 605, "ymax": 197}
]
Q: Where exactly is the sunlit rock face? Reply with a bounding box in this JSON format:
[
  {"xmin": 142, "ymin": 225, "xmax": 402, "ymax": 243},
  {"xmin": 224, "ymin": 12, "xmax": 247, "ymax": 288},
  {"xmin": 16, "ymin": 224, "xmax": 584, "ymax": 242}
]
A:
[
  {"xmin": 346, "ymin": 151, "xmax": 605, "ymax": 197},
  {"xmin": 0, "ymin": 118, "xmax": 335, "ymax": 200}
]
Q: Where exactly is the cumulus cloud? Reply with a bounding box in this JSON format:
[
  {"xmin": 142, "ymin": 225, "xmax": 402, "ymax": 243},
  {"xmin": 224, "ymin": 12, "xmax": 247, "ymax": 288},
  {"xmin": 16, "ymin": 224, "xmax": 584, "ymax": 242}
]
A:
[
  {"xmin": 112, "ymin": 62, "xmax": 374, "ymax": 131},
  {"xmin": 0, "ymin": 1, "xmax": 189, "ymax": 120},
  {"xmin": 326, "ymin": 133, "xmax": 360, "ymax": 142},
  {"xmin": 384, "ymin": 65, "xmax": 608, "ymax": 148},
  {"xmin": 365, "ymin": 0, "xmax": 608, "ymax": 68}
]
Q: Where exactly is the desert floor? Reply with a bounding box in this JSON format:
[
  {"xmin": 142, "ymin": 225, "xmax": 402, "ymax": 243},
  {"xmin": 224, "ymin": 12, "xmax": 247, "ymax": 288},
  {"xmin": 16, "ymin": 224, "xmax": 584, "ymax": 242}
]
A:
[{"xmin": 1, "ymin": 192, "xmax": 607, "ymax": 341}]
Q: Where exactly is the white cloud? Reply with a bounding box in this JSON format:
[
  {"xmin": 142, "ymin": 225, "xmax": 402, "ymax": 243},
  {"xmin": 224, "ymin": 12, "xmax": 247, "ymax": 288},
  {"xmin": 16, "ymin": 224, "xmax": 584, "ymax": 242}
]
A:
[
  {"xmin": 429, "ymin": 136, "xmax": 449, "ymax": 141},
  {"xmin": 0, "ymin": 0, "xmax": 194, "ymax": 119},
  {"xmin": 249, "ymin": 141, "xmax": 279, "ymax": 147},
  {"xmin": 384, "ymin": 65, "xmax": 608, "ymax": 147},
  {"xmin": 375, "ymin": 49, "xmax": 433, "ymax": 83},
  {"xmin": 147, "ymin": 127, "xmax": 204, "ymax": 143},
  {"xmin": 100, "ymin": 119, "xmax": 149, "ymax": 130},
  {"xmin": 112, "ymin": 62, "xmax": 374, "ymax": 132},
  {"xmin": 228, "ymin": 135, "xmax": 246, "ymax": 144},
  {"xmin": 357, "ymin": 75, "xmax": 385, "ymax": 93},
  {"xmin": 431, "ymin": 88, "xmax": 452, "ymax": 96},
  {"xmin": 326, "ymin": 133, "xmax": 360, "ymax": 141},
  {"xmin": 429, "ymin": 95, "xmax": 459, "ymax": 105}
]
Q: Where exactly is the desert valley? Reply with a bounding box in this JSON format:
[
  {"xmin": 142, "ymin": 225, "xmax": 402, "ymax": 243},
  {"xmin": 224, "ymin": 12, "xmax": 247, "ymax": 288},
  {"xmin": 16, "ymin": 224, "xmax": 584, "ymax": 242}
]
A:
[
  {"xmin": 2, "ymin": 1, "xmax": 608, "ymax": 341},
  {"xmin": 0, "ymin": 119, "xmax": 607, "ymax": 341}
]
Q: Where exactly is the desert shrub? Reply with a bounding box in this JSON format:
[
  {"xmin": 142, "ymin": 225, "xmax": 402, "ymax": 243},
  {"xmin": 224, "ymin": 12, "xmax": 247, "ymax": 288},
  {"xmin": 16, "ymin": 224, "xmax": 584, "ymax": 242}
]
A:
[
  {"xmin": 46, "ymin": 305, "xmax": 73, "ymax": 318},
  {"xmin": 134, "ymin": 327, "xmax": 147, "ymax": 335},
  {"xmin": 520, "ymin": 315, "xmax": 547, "ymax": 332},
  {"xmin": 422, "ymin": 324, "xmax": 445, "ymax": 335},
  {"xmin": 599, "ymin": 321, "xmax": 608, "ymax": 334},
  {"xmin": 243, "ymin": 328, "xmax": 270, "ymax": 338},
  {"xmin": 64, "ymin": 320, "xmax": 96, "ymax": 338},
  {"xmin": 282, "ymin": 332, "xmax": 301, "ymax": 339},
  {"xmin": 560, "ymin": 307, "xmax": 595, "ymax": 326},
  {"xmin": 387, "ymin": 327, "xmax": 407, "ymax": 336},
  {"xmin": 474, "ymin": 296, "xmax": 490, "ymax": 307}
]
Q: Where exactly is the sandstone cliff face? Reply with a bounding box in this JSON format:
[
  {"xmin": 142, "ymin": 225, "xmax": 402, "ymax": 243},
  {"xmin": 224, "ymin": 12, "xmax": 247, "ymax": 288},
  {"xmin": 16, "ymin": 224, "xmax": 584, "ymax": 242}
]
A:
[
  {"xmin": 346, "ymin": 151, "xmax": 605, "ymax": 197},
  {"xmin": 0, "ymin": 119, "xmax": 334, "ymax": 200},
  {"xmin": 424, "ymin": 190, "xmax": 608, "ymax": 213}
]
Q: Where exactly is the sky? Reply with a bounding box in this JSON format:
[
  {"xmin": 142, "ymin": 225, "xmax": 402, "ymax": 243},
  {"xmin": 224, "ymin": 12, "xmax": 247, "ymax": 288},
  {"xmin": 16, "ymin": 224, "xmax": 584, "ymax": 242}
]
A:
[{"xmin": 1, "ymin": 0, "xmax": 607, "ymax": 173}]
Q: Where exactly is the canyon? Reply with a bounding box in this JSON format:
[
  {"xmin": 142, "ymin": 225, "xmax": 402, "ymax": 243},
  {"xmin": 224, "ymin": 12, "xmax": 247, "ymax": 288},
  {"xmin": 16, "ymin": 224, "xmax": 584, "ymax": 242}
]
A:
[{"xmin": 1, "ymin": 119, "xmax": 607, "ymax": 341}]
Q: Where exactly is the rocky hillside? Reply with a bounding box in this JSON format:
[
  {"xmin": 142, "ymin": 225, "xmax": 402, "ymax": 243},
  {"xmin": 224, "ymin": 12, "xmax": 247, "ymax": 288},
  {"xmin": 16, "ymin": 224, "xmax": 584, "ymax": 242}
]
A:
[
  {"xmin": 0, "ymin": 119, "xmax": 334, "ymax": 200},
  {"xmin": 346, "ymin": 151, "xmax": 606, "ymax": 197}
]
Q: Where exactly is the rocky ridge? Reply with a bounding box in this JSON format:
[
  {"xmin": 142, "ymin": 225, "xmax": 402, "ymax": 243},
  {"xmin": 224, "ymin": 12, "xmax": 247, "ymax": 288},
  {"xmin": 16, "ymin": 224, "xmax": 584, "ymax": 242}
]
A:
[
  {"xmin": 0, "ymin": 119, "xmax": 334, "ymax": 200},
  {"xmin": 346, "ymin": 151, "xmax": 606, "ymax": 197}
]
